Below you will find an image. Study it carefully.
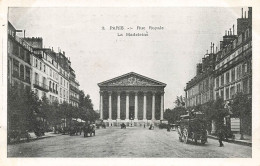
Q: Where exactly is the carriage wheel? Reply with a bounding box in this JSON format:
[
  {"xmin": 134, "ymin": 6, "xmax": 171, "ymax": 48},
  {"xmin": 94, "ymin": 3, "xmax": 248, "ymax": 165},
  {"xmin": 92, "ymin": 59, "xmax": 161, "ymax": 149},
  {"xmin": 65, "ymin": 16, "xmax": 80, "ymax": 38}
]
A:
[
  {"xmin": 179, "ymin": 134, "xmax": 183, "ymax": 142},
  {"xmin": 201, "ymin": 139, "xmax": 206, "ymax": 145},
  {"xmin": 182, "ymin": 128, "xmax": 188, "ymax": 144},
  {"xmin": 177, "ymin": 127, "xmax": 183, "ymax": 142}
]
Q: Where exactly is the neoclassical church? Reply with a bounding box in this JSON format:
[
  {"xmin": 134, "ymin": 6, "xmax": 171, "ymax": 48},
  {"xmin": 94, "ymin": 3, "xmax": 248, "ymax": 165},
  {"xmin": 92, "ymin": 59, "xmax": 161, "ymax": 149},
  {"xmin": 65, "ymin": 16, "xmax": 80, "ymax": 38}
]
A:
[{"xmin": 98, "ymin": 72, "xmax": 166, "ymax": 126}]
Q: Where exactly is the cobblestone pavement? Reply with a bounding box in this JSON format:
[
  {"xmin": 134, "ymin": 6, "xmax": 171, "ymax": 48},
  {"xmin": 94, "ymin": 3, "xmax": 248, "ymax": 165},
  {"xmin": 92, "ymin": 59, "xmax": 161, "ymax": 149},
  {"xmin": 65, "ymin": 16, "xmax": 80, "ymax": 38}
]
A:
[{"xmin": 7, "ymin": 127, "xmax": 251, "ymax": 158}]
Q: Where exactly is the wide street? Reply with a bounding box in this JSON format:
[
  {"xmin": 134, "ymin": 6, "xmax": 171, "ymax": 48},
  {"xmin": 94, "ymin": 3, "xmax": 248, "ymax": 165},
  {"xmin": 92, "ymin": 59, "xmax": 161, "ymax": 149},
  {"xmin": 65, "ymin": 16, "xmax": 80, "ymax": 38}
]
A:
[{"xmin": 8, "ymin": 127, "xmax": 251, "ymax": 158}]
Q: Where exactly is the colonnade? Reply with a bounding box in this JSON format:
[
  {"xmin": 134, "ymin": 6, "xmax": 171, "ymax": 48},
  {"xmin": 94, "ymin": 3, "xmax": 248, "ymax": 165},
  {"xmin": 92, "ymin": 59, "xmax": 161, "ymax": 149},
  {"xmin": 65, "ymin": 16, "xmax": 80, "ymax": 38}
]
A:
[{"xmin": 99, "ymin": 91, "xmax": 164, "ymax": 122}]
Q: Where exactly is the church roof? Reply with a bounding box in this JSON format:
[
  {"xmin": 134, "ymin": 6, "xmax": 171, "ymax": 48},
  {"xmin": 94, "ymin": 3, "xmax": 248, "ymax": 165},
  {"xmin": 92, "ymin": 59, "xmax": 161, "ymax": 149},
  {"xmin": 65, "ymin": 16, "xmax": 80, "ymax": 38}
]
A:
[{"xmin": 98, "ymin": 72, "xmax": 166, "ymax": 87}]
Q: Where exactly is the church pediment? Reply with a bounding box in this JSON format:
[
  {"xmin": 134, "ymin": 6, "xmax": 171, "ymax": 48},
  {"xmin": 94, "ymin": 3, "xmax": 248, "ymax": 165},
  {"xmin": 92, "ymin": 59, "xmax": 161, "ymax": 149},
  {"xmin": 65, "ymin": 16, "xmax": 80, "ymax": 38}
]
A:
[{"xmin": 98, "ymin": 72, "xmax": 166, "ymax": 87}]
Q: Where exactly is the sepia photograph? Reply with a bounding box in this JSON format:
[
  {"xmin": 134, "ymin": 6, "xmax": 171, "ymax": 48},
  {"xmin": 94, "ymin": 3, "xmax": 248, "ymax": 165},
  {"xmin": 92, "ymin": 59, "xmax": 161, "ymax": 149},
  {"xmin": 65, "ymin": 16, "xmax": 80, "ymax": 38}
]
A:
[{"xmin": 1, "ymin": 1, "xmax": 258, "ymax": 163}]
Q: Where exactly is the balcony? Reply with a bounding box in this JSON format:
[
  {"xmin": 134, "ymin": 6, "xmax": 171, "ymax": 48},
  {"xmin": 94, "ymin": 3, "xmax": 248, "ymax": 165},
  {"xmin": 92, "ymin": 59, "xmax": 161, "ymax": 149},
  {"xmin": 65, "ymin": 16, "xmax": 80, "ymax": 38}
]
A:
[
  {"xmin": 34, "ymin": 81, "xmax": 49, "ymax": 92},
  {"xmin": 70, "ymin": 85, "xmax": 80, "ymax": 93},
  {"xmin": 70, "ymin": 95, "xmax": 79, "ymax": 102},
  {"xmin": 215, "ymin": 47, "xmax": 252, "ymax": 76}
]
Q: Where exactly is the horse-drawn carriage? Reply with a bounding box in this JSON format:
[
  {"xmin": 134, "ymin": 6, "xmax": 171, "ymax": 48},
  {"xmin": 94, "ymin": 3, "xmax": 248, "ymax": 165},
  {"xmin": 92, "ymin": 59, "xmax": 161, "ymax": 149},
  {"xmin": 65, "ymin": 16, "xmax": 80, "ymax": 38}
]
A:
[
  {"xmin": 83, "ymin": 123, "xmax": 96, "ymax": 137},
  {"xmin": 177, "ymin": 112, "xmax": 207, "ymax": 144}
]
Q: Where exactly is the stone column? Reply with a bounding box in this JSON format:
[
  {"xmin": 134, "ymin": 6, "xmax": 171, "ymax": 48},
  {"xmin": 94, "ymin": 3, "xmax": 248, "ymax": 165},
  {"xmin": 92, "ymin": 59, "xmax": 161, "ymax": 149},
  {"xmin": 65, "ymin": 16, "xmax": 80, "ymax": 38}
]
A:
[
  {"xmin": 160, "ymin": 92, "xmax": 164, "ymax": 120},
  {"xmin": 108, "ymin": 91, "xmax": 112, "ymax": 121},
  {"xmin": 152, "ymin": 92, "xmax": 156, "ymax": 120},
  {"xmin": 99, "ymin": 91, "xmax": 103, "ymax": 119},
  {"xmin": 117, "ymin": 91, "xmax": 121, "ymax": 121},
  {"xmin": 143, "ymin": 92, "xmax": 147, "ymax": 121},
  {"xmin": 126, "ymin": 91, "xmax": 129, "ymax": 120},
  {"xmin": 134, "ymin": 91, "xmax": 138, "ymax": 121}
]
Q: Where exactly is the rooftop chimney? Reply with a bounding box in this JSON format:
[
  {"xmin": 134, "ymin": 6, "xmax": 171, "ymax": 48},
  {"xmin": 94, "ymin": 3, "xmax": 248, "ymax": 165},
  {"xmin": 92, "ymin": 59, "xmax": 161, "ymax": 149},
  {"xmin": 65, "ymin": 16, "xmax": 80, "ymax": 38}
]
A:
[
  {"xmin": 213, "ymin": 43, "xmax": 215, "ymax": 54},
  {"xmin": 230, "ymin": 28, "xmax": 232, "ymax": 35},
  {"xmin": 210, "ymin": 42, "xmax": 212, "ymax": 53},
  {"xmin": 242, "ymin": 8, "xmax": 243, "ymax": 18},
  {"xmin": 245, "ymin": 11, "xmax": 247, "ymax": 18},
  {"xmin": 225, "ymin": 30, "xmax": 227, "ymax": 36}
]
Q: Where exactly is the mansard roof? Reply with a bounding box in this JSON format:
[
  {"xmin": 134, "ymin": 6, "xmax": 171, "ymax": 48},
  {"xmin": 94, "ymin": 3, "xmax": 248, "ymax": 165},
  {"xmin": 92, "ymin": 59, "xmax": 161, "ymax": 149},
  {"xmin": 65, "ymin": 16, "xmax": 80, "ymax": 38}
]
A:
[{"xmin": 98, "ymin": 72, "xmax": 166, "ymax": 87}]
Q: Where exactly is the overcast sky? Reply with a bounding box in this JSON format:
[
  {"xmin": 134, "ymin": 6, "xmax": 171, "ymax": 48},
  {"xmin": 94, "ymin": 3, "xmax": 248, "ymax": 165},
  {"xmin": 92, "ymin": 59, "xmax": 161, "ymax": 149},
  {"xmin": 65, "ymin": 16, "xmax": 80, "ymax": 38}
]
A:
[{"xmin": 8, "ymin": 7, "xmax": 246, "ymax": 110}]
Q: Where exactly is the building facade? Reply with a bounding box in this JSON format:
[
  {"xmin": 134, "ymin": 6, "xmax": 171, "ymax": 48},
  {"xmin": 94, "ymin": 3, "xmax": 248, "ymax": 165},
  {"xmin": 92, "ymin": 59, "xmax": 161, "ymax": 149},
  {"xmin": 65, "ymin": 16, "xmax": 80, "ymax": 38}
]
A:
[
  {"xmin": 214, "ymin": 8, "xmax": 252, "ymax": 101},
  {"xmin": 57, "ymin": 51, "xmax": 70, "ymax": 104},
  {"xmin": 7, "ymin": 22, "xmax": 33, "ymax": 130},
  {"xmin": 184, "ymin": 7, "xmax": 252, "ymax": 134},
  {"xmin": 185, "ymin": 51, "xmax": 215, "ymax": 108},
  {"xmin": 69, "ymin": 66, "xmax": 80, "ymax": 107},
  {"xmin": 98, "ymin": 72, "xmax": 166, "ymax": 126},
  {"xmin": 8, "ymin": 21, "xmax": 83, "ymax": 130}
]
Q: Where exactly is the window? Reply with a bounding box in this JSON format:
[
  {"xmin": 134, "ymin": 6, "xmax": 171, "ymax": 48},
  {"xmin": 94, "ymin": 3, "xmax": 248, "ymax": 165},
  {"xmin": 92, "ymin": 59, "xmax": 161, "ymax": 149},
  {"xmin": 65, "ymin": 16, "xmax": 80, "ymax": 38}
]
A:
[
  {"xmin": 35, "ymin": 72, "xmax": 39, "ymax": 84},
  {"xmin": 50, "ymin": 69, "xmax": 52, "ymax": 77},
  {"xmin": 12, "ymin": 43, "xmax": 19, "ymax": 56},
  {"xmin": 20, "ymin": 65, "xmax": 24, "ymax": 80},
  {"xmin": 225, "ymin": 88, "xmax": 229, "ymax": 100},
  {"xmin": 63, "ymin": 89, "xmax": 65, "ymax": 98},
  {"xmin": 13, "ymin": 59, "xmax": 19, "ymax": 78},
  {"xmin": 60, "ymin": 77, "xmax": 62, "ymax": 85},
  {"xmin": 26, "ymin": 52, "xmax": 30, "ymax": 64},
  {"xmin": 243, "ymin": 79, "xmax": 248, "ymax": 94},
  {"xmin": 237, "ymin": 65, "xmax": 242, "ymax": 79},
  {"xmin": 43, "ymin": 77, "xmax": 46, "ymax": 86},
  {"xmin": 20, "ymin": 49, "xmax": 25, "ymax": 60},
  {"xmin": 221, "ymin": 74, "xmax": 224, "ymax": 86},
  {"xmin": 242, "ymin": 63, "xmax": 247, "ymax": 75},
  {"xmin": 49, "ymin": 81, "xmax": 52, "ymax": 91},
  {"xmin": 216, "ymin": 77, "xmax": 219, "ymax": 88},
  {"xmin": 226, "ymin": 72, "xmax": 230, "ymax": 84},
  {"xmin": 237, "ymin": 83, "xmax": 241, "ymax": 93},
  {"xmin": 231, "ymin": 68, "xmax": 235, "ymax": 82},
  {"xmin": 60, "ymin": 88, "xmax": 62, "ymax": 97},
  {"xmin": 40, "ymin": 62, "xmax": 42, "ymax": 70},
  {"xmin": 230, "ymin": 86, "xmax": 235, "ymax": 98},
  {"xmin": 53, "ymin": 83, "xmax": 55, "ymax": 92},
  {"xmin": 44, "ymin": 65, "xmax": 46, "ymax": 72},
  {"xmin": 35, "ymin": 59, "xmax": 38, "ymax": 68},
  {"xmin": 25, "ymin": 67, "xmax": 30, "ymax": 83}
]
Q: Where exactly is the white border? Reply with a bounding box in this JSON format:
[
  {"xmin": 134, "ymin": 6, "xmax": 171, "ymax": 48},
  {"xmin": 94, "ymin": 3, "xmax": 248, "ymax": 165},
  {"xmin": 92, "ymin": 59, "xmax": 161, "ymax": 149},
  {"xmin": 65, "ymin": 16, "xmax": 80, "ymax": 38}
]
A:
[{"xmin": 0, "ymin": 0, "xmax": 259, "ymax": 166}]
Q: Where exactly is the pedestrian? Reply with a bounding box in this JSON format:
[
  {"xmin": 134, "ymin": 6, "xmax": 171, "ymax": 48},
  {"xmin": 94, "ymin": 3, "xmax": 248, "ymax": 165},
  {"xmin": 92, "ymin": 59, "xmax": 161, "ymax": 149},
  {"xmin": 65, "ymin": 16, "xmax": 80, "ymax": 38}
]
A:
[
  {"xmin": 218, "ymin": 127, "xmax": 224, "ymax": 147},
  {"xmin": 216, "ymin": 111, "xmax": 225, "ymax": 147}
]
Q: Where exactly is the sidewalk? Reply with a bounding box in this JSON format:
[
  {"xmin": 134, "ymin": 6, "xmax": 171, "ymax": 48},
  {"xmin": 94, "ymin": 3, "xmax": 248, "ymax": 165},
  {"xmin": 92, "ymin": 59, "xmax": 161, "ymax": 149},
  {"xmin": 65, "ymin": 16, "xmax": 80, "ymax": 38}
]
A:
[
  {"xmin": 28, "ymin": 132, "xmax": 62, "ymax": 140},
  {"xmin": 208, "ymin": 133, "xmax": 252, "ymax": 147},
  {"xmin": 10, "ymin": 132, "xmax": 62, "ymax": 144}
]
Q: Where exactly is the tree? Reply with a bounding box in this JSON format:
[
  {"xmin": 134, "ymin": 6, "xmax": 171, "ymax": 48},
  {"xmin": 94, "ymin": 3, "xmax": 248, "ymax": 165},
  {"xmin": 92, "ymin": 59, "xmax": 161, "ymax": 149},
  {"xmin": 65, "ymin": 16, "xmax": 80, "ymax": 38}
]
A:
[
  {"xmin": 164, "ymin": 107, "xmax": 187, "ymax": 124},
  {"xmin": 231, "ymin": 92, "xmax": 252, "ymax": 139}
]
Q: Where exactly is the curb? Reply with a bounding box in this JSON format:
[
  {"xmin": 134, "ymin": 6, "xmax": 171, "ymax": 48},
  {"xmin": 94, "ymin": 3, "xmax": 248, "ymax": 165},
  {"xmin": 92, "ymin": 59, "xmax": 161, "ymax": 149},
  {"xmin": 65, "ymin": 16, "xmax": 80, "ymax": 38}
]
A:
[
  {"xmin": 208, "ymin": 135, "xmax": 252, "ymax": 147},
  {"xmin": 8, "ymin": 134, "xmax": 59, "ymax": 145}
]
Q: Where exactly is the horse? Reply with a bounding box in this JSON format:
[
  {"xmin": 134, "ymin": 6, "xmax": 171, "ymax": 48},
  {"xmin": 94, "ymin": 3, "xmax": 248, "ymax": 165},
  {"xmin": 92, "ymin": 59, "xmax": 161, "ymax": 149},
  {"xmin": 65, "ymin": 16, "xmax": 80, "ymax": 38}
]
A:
[
  {"xmin": 69, "ymin": 126, "xmax": 80, "ymax": 136},
  {"xmin": 83, "ymin": 124, "xmax": 95, "ymax": 137}
]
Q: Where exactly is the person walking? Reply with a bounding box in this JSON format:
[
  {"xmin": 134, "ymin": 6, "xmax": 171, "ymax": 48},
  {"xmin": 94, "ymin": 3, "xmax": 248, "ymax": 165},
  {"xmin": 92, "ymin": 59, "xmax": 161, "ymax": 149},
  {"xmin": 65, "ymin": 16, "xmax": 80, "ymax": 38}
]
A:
[{"xmin": 216, "ymin": 111, "xmax": 225, "ymax": 147}]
